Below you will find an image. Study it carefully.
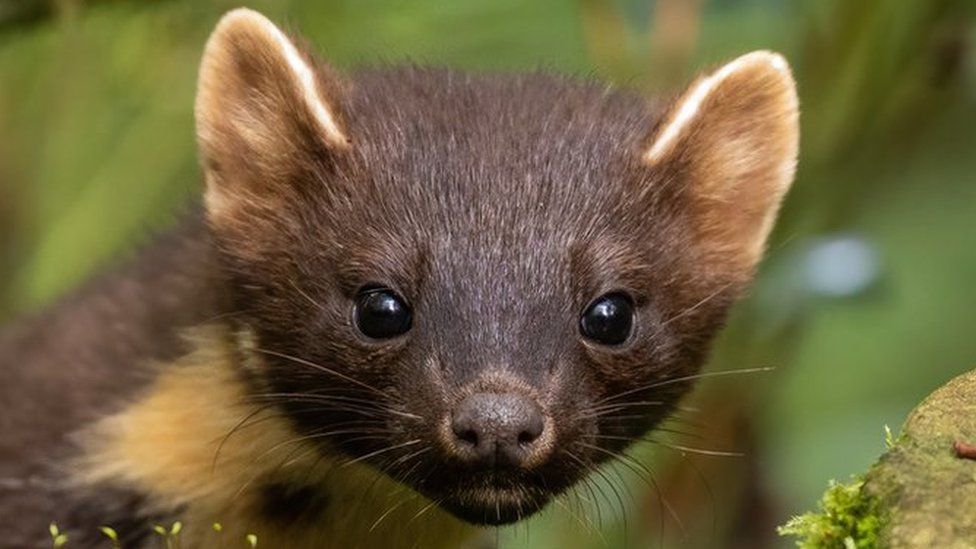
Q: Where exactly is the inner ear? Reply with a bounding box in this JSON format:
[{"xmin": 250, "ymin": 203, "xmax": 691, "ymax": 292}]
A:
[
  {"xmin": 195, "ymin": 8, "xmax": 350, "ymax": 220},
  {"xmin": 643, "ymin": 51, "xmax": 799, "ymax": 280}
]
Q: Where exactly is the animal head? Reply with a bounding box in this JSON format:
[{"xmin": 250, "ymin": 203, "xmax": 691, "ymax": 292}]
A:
[{"xmin": 195, "ymin": 9, "xmax": 798, "ymax": 525}]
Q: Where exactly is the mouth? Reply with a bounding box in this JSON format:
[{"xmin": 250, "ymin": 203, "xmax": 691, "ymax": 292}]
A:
[{"xmin": 314, "ymin": 428, "xmax": 565, "ymax": 525}]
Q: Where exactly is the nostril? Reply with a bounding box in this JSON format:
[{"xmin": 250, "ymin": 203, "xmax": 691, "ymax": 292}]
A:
[
  {"xmin": 455, "ymin": 427, "xmax": 479, "ymax": 447},
  {"xmin": 517, "ymin": 411, "xmax": 545, "ymax": 447},
  {"xmin": 517, "ymin": 428, "xmax": 539, "ymax": 446},
  {"xmin": 450, "ymin": 406, "xmax": 482, "ymax": 450}
]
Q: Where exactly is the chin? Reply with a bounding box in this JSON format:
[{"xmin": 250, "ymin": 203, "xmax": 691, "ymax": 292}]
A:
[
  {"xmin": 417, "ymin": 472, "xmax": 561, "ymax": 525},
  {"xmin": 440, "ymin": 487, "xmax": 550, "ymax": 525}
]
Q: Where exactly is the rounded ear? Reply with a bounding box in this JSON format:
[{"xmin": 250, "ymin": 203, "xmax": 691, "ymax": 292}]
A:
[
  {"xmin": 644, "ymin": 51, "xmax": 799, "ymax": 279},
  {"xmin": 195, "ymin": 8, "xmax": 350, "ymax": 221}
]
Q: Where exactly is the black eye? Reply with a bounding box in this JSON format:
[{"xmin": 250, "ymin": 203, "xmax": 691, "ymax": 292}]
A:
[
  {"xmin": 580, "ymin": 292, "xmax": 634, "ymax": 346},
  {"xmin": 354, "ymin": 287, "xmax": 412, "ymax": 340}
]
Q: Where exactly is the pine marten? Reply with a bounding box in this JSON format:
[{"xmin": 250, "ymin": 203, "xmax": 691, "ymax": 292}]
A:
[{"xmin": 0, "ymin": 8, "xmax": 799, "ymax": 548}]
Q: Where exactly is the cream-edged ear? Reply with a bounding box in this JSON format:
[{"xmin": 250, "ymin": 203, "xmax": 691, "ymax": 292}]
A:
[
  {"xmin": 195, "ymin": 8, "xmax": 349, "ymax": 220},
  {"xmin": 645, "ymin": 51, "xmax": 799, "ymax": 276}
]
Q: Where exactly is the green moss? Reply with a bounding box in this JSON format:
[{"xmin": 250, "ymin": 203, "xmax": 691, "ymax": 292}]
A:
[{"xmin": 779, "ymin": 478, "xmax": 885, "ymax": 549}]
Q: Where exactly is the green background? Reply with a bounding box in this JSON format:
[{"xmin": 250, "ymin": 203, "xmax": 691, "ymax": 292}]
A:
[{"xmin": 1, "ymin": 0, "xmax": 974, "ymax": 547}]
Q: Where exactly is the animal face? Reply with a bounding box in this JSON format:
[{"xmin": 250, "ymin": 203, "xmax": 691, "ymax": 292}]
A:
[{"xmin": 195, "ymin": 9, "xmax": 798, "ymax": 525}]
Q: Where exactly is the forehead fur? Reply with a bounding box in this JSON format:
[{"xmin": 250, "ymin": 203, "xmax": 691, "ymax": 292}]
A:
[{"xmin": 334, "ymin": 67, "xmax": 664, "ymax": 238}]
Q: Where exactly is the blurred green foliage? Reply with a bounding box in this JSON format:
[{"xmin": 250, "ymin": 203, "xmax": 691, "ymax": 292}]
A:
[{"xmin": 1, "ymin": 0, "xmax": 974, "ymax": 547}]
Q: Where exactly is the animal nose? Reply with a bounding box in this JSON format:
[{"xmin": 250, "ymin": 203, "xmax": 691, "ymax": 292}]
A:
[{"xmin": 450, "ymin": 392, "xmax": 547, "ymax": 468}]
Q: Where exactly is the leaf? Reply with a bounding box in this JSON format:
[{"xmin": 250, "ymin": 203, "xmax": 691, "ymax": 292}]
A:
[{"xmin": 99, "ymin": 526, "xmax": 119, "ymax": 541}]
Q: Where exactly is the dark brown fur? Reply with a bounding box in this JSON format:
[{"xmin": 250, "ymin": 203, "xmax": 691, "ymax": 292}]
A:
[{"xmin": 0, "ymin": 8, "xmax": 797, "ymax": 546}]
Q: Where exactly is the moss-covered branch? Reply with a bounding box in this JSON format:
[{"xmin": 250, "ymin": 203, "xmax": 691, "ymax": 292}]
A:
[{"xmin": 782, "ymin": 368, "xmax": 976, "ymax": 547}]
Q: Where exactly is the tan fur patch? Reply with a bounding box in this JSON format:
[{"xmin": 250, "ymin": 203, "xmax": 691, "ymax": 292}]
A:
[{"xmin": 72, "ymin": 325, "xmax": 477, "ymax": 548}]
